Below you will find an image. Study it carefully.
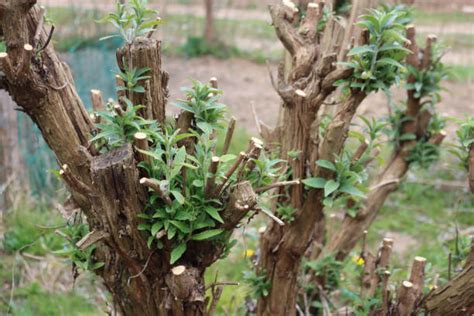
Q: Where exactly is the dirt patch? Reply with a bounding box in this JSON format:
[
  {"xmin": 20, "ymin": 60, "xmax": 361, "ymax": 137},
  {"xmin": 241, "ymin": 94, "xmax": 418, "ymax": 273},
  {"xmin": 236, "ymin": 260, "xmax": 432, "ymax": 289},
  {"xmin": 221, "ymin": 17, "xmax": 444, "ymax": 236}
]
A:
[
  {"xmin": 164, "ymin": 56, "xmax": 281, "ymax": 133},
  {"xmin": 382, "ymin": 231, "xmax": 419, "ymax": 257}
]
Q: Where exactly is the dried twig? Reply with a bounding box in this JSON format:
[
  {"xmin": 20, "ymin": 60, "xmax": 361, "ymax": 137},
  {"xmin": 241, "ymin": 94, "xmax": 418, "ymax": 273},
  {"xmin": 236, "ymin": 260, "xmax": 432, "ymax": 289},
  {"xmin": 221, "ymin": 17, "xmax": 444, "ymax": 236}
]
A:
[
  {"xmin": 221, "ymin": 117, "xmax": 236, "ymax": 156},
  {"xmin": 205, "ymin": 157, "xmax": 220, "ymax": 198},
  {"xmin": 134, "ymin": 132, "xmax": 151, "ymax": 165},
  {"xmin": 91, "ymin": 89, "xmax": 105, "ymax": 112},
  {"xmin": 255, "ymin": 180, "xmax": 300, "ymax": 193},
  {"xmin": 140, "ymin": 177, "xmax": 172, "ymax": 205},
  {"xmin": 60, "ymin": 164, "xmax": 92, "ymax": 196},
  {"xmin": 128, "ymin": 250, "xmax": 156, "ymax": 285},
  {"xmin": 213, "ymin": 152, "xmax": 246, "ymax": 196}
]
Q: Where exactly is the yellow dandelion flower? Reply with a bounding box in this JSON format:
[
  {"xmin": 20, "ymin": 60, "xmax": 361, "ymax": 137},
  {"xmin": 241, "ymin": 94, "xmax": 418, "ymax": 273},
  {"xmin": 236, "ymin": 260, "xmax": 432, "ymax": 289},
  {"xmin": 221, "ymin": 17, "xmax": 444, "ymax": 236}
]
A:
[
  {"xmin": 352, "ymin": 256, "xmax": 365, "ymax": 266},
  {"xmin": 245, "ymin": 249, "xmax": 255, "ymax": 258}
]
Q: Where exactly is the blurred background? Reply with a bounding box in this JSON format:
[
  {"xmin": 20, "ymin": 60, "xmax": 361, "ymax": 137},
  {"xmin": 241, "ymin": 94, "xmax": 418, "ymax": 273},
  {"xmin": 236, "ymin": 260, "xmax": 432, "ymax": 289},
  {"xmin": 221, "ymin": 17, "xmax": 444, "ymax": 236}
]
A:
[{"xmin": 0, "ymin": 0, "xmax": 473, "ymax": 315}]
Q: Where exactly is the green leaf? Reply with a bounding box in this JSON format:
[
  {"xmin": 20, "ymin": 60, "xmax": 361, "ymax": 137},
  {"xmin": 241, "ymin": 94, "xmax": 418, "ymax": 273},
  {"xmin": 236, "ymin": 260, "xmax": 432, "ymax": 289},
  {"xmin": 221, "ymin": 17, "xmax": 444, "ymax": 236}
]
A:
[
  {"xmin": 220, "ymin": 154, "xmax": 236, "ymax": 162},
  {"xmin": 205, "ymin": 207, "xmax": 224, "ymax": 224},
  {"xmin": 191, "ymin": 229, "xmax": 224, "ymax": 241},
  {"xmin": 137, "ymin": 223, "xmax": 150, "ymax": 231},
  {"xmin": 347, "ymin": 45, "xmax": 375, "ymax": 57},
  {"xmin": 132, "ymin": 85, "xmax": 146, "ymax": 93},
  {"xmin": 316, "ymin": 160, "xmax": 336, "ymax": 171},
  {"xmin": 170, "ymin": 147, "xmax": 187, "ymax": 179},
  {"xmin": 399, "ymin": 133, "xmax": 417, "ymax": 141},
  {"xmin": 376, "ymin": 57, "xmax": 405, "ymax": 70},
  {"xmin": 170, "ymin": 243, "xmax": 187, "ymax": 264},
  {"xmin": 92, "ymin": 262, "xmax": 105, "ymax": 270},
  {"xmin": 339, "ymin": 184, "xmax": 366, "ymax": 199},
  {"xmin": 324, "ymin": 180, "xmax": 340, "ymax": 197},
  {"xmin": 151, "ymin": 222, "xmax": 162, "ymax": 236},
  {"xmin": 302, "ymin": 177, "xmax": 327, "ymax": 189},
  {"xmin": 175, "ymin": 210, "xmax": 194, "ymax": 221},
  {"xmin": 147, "ymin": 236, "xmax": 154, "ymax": 248},
  {"xmin": 347, "ymin": 208, "xmax": 357, "ymax": 218},
  {"xmin": 170, "ymin": 220, "xmax": 190, "ymax": 234},
  {"xmin": 192, "ymin": 180, "xmax": 204, "ymax": 187},
  {"xmin": 171, "ymin": 190, "xmax": 185, "ymax": 205},
  {"xmin": 379, "ymin": 43, "xmax": 411, "ymax": 54}
]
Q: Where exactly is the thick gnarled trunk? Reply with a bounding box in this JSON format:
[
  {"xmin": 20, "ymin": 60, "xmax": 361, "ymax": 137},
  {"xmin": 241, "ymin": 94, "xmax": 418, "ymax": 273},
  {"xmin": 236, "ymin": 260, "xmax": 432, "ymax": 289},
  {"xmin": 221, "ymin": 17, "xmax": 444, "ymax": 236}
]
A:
[
  {"xmin": 256, "ymin": 3, "xmax": 364, "ymax": 314},
  {"xmin": 0, "ymin": 2, "xmax": 253, "ymax": 315}
]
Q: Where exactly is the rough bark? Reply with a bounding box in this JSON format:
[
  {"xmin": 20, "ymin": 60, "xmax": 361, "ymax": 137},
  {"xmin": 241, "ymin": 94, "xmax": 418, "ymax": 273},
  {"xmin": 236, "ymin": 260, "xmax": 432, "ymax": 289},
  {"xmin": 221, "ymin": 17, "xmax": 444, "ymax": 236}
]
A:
[
  {"xmin": 256, "ymin": 3, "xmax": 364, "ymax": 314},
  {"xmin": 116, "ymin": 36, "xmax": 169, "ymax": 123},
  {"xmin": 424, "ymin": 265, "xmax": 474, "ymax": 315}
]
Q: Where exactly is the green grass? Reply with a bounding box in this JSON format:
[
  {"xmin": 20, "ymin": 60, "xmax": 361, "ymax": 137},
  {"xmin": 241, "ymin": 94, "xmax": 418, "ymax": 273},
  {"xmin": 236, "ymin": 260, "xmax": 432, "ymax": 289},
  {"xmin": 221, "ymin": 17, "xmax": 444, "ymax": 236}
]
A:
[
  {"xmin": 448, "ymin": 64, "xmax": 474, "ymax": 82},
  {"xmin": 2, "ymin": 201, "xmax": 65, "ymax": 256},
  {"xmin": 369, "ymin": 166, "xmax": 474, "ymax": 276},
  {"xmin": 0, "ymin": 200, "xmax": 103, "ymax": 316},
  {"xmin": 4, "ymin": 283, "xmax": 98, "ymax": 316},
  {"xmin": 413, "ymin": 10, "xmax": 474, "ymax": 24}
]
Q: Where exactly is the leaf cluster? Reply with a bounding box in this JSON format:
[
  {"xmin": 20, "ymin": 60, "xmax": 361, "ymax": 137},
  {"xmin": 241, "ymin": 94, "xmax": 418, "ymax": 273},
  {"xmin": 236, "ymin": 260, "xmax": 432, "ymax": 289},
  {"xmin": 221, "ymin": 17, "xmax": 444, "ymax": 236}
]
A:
[
  {"xmin": 116, "ymin": 64, "xmax": 151, "ymax": 94},
  {"xmin": 174, "ymin": 80, "xmax": 226, "ymax": 133},
  {"xmin": 305, "ymin": 255, "xmax": 343, "ymax": 291},
  {"xmin": 406, "ymin": 44, "xmax": 449, "ymax": 107},
  {"xmin": 406, "ymin": 140, "xmax": 440, "ymax": 169},
  {"xmin": 303, "ymin": 152, "xmax": 367, "ymax": 213},
  {"xmin": 352, "ymin": 115, "xmax": 386, "ymax": 145},
  {"xmin": 129, "ymin": 82, "xmax": 284, "ymax": 264},
  {"xmin": 384, "ymin": 106, "xmax": 416, "ymax": 147},
  {"xmin": 244, "ymin": 269, "xmax": 271, "ymax": 298},
  {"xmin": 99, "ymin": 0, "xmax": 161, "ymax": 44},
  {"xmin": 450, "ymin": 116, "xmax": 474, "ymax": 170},
  {"xmin": 137, "ymin": 127, "xmax": 229, "ymax": 264},
  {"xmin": 339, "ymin": 7, "xmax": 411, "ymax": 93},
  {"xmin": 92, "ymin": 99, "xmax": 160, "ymax": 149},
  {"xmin": 54, "ymin": 222, "xmax": 104, "ymax": 272},
  {"xmin": 339, "ymin": 288, "xmax": 381, "ymax": 316}
]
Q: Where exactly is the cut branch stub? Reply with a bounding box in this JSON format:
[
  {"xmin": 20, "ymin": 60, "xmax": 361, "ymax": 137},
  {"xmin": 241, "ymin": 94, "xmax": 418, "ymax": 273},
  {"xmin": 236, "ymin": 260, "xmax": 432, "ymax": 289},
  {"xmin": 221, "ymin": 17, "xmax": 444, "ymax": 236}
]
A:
[
  {"xmin": 165, "ymin": 266, "xmax": 205, "ymax": 303},
  {"xmin": 117, "ymin": 36, "xmax": 168, "ymax": 123},
  {"xmin": 91, "ymin": 144, "xmax": 149, "ymax": 259},
  {"xmin": 409, "ymin": 256, "xmax": 426, "ymax": 300},
  {"xmin": 397, "ymin": 280, "xmax": 416, "ymax": 316},
  {"xmin": 209, "ymin": 77, "xmax": 218, "ymax": 89},
  {"xmin": 75, "ymin": 230, "xmax": 109, "ymax": 251},
  {"xmin": 140, "ymin": 177, "xmax": 172, "ymax": 206},
  {"xmin": 220, "ymin": 181, "xmax": 257, "ymax": 230},
  {"xmin": 378, "ymin": 238, "xmax": 393, "ymax": 269},
  {"xmin": 221, "ymin": 116, "xmax": 236, "ymax": 156},
  {"xmin": 133, "ymin": 132, "xmax": 151, "ymax": 166},
  {"xmin": 90, "ymin": 89, "xmax": 105, "ymax": 112},
  {"xmin": 205, "ymin": 156, "xmax": 220, "ymax": 198},
  {"xmin": 351, "ymin": 139, "xmax": 369, "ymax": 163},
  {"xmin": 213, "ymin": 151, "xmax": 246, "ymax": 197}
]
